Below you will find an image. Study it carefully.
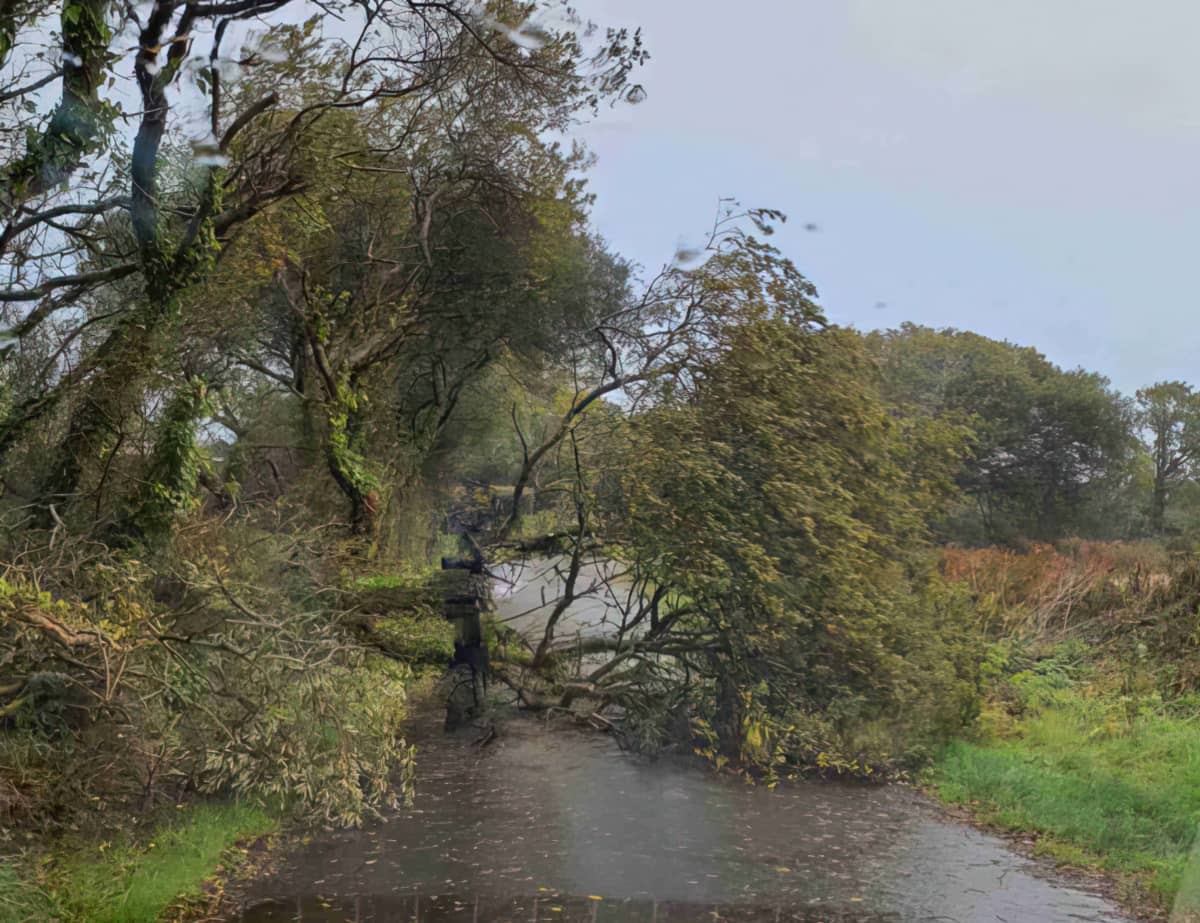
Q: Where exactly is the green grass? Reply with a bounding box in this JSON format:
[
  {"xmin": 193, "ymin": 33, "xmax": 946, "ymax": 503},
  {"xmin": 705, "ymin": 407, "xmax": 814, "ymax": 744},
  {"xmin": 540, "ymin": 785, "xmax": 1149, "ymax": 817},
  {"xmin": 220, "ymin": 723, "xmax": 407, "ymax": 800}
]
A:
[
  {"xmin": 351, "ymin": 571, "xmax": 427, "ymax": 591},
  {"xmin": 928, "ymin": 694, "xmax": 1200, "ymax": 912},
  {"xmin": 0, "ymin": 862, "xmax": 57, "ymax": 923},
  {"xmin": 1, "ymin": 802, "xmax": 277, "ymax": 923}
]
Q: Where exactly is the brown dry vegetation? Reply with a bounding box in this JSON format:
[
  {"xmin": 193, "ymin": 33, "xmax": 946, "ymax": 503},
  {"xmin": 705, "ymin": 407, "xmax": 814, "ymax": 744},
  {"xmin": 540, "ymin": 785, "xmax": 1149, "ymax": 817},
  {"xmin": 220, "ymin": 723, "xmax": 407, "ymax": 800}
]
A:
[
  {"xmin": 942, "ymin": 541, "xmax": 1200, "ymax": 690},
  {"xmin": 932, "ymin": 541, "xmax": 1200, "ymax": 915}
]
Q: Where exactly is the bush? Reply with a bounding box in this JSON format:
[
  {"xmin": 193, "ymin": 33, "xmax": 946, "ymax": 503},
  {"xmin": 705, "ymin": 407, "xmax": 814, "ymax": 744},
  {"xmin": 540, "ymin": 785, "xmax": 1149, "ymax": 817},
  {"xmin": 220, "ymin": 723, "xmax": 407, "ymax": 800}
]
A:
[
  {"xmin": 0, "ymin": 516, "xmax": 420, "ymax": 830},
  {"xmin": 197, "ymin": 655, "xmax": 414, "ymax": 825}
]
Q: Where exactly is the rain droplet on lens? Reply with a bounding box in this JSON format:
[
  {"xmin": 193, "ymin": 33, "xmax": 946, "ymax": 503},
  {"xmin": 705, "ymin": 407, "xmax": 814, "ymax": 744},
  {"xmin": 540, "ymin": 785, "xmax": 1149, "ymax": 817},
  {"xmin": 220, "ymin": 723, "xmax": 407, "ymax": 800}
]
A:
[{"xmin": 672, "ymin": 246, "xmax": 710, "ymax": 271}]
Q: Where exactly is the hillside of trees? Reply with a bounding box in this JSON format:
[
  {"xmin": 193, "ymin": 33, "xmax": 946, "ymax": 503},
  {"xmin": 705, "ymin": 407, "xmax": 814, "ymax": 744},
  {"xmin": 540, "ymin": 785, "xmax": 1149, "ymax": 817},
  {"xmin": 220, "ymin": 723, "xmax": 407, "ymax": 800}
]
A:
[{"xmin": 1, "ymin": 5, "xmax": 1200, "ymax": 917}]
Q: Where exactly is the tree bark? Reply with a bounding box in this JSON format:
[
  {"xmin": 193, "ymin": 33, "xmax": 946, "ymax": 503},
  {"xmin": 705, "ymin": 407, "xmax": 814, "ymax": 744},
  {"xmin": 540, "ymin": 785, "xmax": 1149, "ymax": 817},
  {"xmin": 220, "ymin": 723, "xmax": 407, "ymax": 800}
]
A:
[
  {"xmin": 1151, "ymin": 477, "xmax": 1168, "ymax": 534},
  {"xmin": 0, "ymin": 0, "xmax": 109, "ymax": 214}
]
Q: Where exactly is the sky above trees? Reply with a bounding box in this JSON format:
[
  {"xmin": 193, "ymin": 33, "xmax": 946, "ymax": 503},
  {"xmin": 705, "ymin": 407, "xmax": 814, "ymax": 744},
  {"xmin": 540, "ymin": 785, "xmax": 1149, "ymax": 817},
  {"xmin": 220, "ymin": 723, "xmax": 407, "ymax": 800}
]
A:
[{"xmin": 574, "ymin": 0, "xmax": 1200, "ymax": 395}]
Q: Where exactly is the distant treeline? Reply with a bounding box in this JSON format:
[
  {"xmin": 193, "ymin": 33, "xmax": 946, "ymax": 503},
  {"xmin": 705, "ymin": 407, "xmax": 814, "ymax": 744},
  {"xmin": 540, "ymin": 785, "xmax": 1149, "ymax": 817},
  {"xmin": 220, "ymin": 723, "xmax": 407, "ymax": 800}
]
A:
[{"xmin": 867, "ymin": 323, "xmax": 1200, "ymax": 546}]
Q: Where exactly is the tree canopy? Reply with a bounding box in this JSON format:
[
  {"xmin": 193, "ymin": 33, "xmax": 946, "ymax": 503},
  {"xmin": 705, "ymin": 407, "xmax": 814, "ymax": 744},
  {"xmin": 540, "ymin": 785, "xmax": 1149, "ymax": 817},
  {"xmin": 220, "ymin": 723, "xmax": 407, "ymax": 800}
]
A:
[{"xmin": 868, "ymin": 323, "xmax": 1134, "ymax": 543}]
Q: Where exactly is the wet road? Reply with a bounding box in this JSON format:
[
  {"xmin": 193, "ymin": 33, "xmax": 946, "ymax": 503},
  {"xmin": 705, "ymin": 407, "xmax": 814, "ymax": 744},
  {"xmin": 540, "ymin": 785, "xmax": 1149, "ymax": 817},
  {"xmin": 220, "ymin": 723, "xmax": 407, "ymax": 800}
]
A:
[
  {"xmin": 235, "ymin": 713, "xmax": 1130, "ymax": 923},
  {"xmin": 233, "ymin": 557, "xmax": 1132, "ymax": 923}
]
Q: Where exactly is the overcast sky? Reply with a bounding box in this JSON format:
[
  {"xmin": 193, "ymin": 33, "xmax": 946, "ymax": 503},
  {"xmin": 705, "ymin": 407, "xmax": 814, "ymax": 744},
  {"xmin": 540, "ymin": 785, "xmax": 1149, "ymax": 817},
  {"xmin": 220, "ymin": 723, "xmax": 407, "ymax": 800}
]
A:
[{"xmin": 568, "ymin": 0, "xmax": 1200, "ymax": 395}]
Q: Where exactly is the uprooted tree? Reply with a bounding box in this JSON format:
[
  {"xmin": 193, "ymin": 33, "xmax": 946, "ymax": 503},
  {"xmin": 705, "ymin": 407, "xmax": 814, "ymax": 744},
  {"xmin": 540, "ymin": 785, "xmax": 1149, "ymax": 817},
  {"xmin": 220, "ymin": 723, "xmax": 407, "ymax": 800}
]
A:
[{"xmin": 482, "ymin": 208, "xmax": 981, "ymax": 773}]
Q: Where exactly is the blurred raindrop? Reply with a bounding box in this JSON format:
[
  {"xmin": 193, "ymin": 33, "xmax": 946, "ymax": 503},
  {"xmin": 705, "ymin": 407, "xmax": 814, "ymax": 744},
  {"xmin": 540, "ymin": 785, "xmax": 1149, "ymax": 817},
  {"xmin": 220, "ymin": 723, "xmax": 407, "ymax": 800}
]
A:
[
  {"xmin": 191, "ymin": 137, "xmax": 230, "ymax": 167},
  {"xmin": 256, "ymin": 44, "xmax": 289, "ymax": 64},
  {"xmin": 672, "ymin": 246, "xmax": 711, "ymax": 271},
  {"xmin": 215, "ymin": 57, "xmax": 243, "ymax": 81},
  {"xmin": 495, "ymin": 20, "xmax": 548, "ymax": 50},
  {"xmin": 469, "ymin": 4, "xmax": 549, "ymax": 50}
]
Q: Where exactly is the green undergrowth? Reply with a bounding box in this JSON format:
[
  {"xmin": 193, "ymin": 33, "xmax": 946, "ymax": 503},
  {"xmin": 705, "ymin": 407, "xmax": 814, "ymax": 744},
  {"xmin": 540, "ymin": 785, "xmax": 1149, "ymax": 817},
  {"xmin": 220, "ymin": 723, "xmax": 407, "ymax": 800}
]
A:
[
  {"xmin": 928, "ymin": 668, "xmax": 1200, "ymax": 914},
  {"xmin": 349, "ymin": 570, "xmax": 433, "ymax": 592},
  {"xmin": 373, "ymin": 611, "xmax": 456, "ymax": 667},
  {"xmin": 0, "ymin": 802, "xmax": 278, "ymax": 923},
  {"xmin": 346, "ymin": 567, "xmax": 457, "ymax": 669}
]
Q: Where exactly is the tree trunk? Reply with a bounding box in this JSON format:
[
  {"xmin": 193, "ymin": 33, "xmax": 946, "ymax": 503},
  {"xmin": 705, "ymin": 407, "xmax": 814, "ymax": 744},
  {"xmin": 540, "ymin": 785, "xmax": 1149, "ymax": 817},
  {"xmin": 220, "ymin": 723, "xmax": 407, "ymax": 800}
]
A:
[
  {"xmin": 1150, "ymin": 477, "xmax": 1168, "ymax": 533},
  {"xmin": 38, "ymin": 304, "xmax": 170, "ymax": 519},
  {"xmin": 710, "ymin": 651, "xmax": 745, "ymax": 760},
  {"xmin": 322, "ymin": 432, "xmax": 377, "ymax": 536}
]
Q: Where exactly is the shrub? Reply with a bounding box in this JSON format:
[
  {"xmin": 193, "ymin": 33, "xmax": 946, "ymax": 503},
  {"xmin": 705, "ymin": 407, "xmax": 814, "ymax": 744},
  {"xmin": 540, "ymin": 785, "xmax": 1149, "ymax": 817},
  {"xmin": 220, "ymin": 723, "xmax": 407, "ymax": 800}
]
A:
[{"xmin": 0, "ymin": 515, "xmax": 420, "ymax": 830}]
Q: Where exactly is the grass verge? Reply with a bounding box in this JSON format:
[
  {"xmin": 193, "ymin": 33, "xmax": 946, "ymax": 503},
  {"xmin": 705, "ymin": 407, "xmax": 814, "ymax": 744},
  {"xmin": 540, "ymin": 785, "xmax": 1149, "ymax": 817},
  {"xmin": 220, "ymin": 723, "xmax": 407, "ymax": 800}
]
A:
[
  {"xmin": 0, "ymin": 802, "xmax": 278, "ymax": 923},
  {"xmin": 927, "ymin": 694, "xmax": 1200, "ymax": 916}
]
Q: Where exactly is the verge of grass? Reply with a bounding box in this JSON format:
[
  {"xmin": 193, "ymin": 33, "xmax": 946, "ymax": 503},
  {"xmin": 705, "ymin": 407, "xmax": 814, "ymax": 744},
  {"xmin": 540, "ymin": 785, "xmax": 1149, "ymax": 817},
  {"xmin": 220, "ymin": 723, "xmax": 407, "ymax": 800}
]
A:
[
  {"xmin": 2, "ymin": 802, "xmax": 278, "ymax": 923},
  {"xmin": 0, "ymin": 861, "xmax": 57, "ymax": 923},
  {"xmin": 927, "ymin": 696, "xmax": 1200, "ymax": 913}
]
